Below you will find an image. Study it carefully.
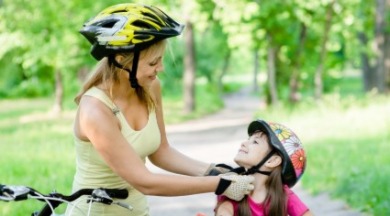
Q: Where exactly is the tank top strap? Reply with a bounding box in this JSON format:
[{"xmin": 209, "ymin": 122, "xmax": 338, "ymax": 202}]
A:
[{"xmin": 84, "ymin": 87, "xmax": 120, "ymax": 114}]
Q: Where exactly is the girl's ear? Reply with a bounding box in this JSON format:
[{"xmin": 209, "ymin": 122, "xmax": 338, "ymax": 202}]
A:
[{"xmin": 265, "ymin": 155, "xmax": 282, "ymax": 168}]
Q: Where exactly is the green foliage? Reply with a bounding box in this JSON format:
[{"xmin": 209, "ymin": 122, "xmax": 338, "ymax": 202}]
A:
[
  {"xmin": 0, "ymin": 0, "xmax": 136, "ymax": 99},
  {"xmin": 196, "ymin": 22, "xmax": 230, "ymax": 82},
  {"xmin": 0, "ymin": 0, "xmax": 386, "ymax": 106}
]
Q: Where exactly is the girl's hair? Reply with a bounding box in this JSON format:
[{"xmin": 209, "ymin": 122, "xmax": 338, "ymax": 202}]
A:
[
  {"xmin": 236, "ymin": 165, "xmax": 286, "ymax": 216},
  {"xmin": 263, "ymin": 165, "xmax": 286, "ymax": 216},
  {"xmin": 74, "ymin": 40, "xmax": 167, "ymax": 111}
]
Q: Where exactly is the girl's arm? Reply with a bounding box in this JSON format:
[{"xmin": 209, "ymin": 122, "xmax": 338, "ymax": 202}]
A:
[
  {"xmin": 148, "ymin": 79, "xmax": 213, "ymax": 176},
  {"xmin": 302, "ymin": 210, "xmax": 314, "ymax": 216},
  {"xmin": 215, "ymin": 201, "xmax": 234, "ymax": 216}
]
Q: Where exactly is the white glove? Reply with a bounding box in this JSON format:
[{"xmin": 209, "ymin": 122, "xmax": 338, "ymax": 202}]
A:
[{"xmin": 215, "ymin": 173, "xmax": 254, "ymax": 201}]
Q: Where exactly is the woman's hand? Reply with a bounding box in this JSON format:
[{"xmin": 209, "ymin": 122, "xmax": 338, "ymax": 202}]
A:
[
  {"xmin": 215, "ymin": 173, "xmax": 254, "ymax": 201},
  {"xmin": 204, "ymin": 163, "xmax": 234, "ymax": 176}
]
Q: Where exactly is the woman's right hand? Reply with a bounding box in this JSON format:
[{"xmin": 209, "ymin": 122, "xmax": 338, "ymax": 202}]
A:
[{"xmin": 215, "ymin": 173, "xmax": 254, "ymax": 201}]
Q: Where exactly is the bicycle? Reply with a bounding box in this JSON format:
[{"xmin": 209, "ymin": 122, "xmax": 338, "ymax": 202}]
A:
[{"xmin": 0, "ymin": 184, "xmax": 132, "ymax": 216}]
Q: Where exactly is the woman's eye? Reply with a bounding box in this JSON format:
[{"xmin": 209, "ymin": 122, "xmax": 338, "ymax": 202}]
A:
[{"xmin": 149, "ymin": 62, "xmax": 158, "ymax": 66}]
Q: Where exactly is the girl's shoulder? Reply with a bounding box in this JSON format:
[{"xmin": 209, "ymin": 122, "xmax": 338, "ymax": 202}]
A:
[{"xmin": 285, "ymin": 186, "xmax": 310, "ymax": 216}]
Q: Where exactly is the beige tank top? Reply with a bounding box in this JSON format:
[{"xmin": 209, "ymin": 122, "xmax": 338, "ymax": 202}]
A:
[{"xmin": 67, "ymin": 86, "xmax": 161, "ymax": 216}]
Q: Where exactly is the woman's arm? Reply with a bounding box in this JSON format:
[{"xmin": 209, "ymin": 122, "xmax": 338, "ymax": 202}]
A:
[
  {"xmin": 148, "ymin": 79, "xmax": 212, "ymax": 176},
  {"xmin": 78, "ymin": 95, "xmax": 218, "ymax": 195},
  {"xmin": 77, "ymin": 94, "xmax": 256, "ymax": 198}
]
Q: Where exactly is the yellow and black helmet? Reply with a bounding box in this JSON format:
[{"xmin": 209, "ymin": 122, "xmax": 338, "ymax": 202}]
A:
[{"xmin": 80, "ymin": 3, "xmax": 184, "ymax": 60}]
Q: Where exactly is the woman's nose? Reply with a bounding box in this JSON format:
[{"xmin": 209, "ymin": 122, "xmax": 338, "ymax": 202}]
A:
[{"xmin": 156, "ymin": 62, "xmax": 164, "ymax": 73}]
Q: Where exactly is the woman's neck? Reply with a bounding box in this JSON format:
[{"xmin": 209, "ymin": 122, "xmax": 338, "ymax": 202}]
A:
[{"xmin": 99, "ymin": 79, "xmax": 137, "ymax": 100}]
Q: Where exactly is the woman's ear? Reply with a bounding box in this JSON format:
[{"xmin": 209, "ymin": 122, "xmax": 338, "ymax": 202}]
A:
[
  {"xmin": 265, "ymin": 155, "xmax": 282, "ymax": 168},
  {"xmin": 115, "ymin": 55, "xmax": 124, "ymax": 64}
]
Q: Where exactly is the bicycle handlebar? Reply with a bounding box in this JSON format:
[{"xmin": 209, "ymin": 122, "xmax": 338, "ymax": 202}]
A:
[{"xmin": 0, "ymin": 184, "xmax": 128, "ymax": 203}]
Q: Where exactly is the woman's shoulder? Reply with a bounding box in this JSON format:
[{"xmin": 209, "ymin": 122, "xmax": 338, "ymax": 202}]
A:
[
  {"xmin": 78, "ymin": 94, "xmax": 116, "ymax": 121},
  {"xmin": 150, "ymin": 79, "xmax": 162, "ymax": 103}
]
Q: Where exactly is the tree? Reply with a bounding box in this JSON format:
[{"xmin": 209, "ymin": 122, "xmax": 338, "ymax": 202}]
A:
[
  {"xmin": 314, "ymin": 0, "xmax": 336, "ymax": 100},
  {"xmin": 181, "ymin": 0, "xmax": 197, "ymax": 113},
  {"xmin": 385, "ymin": 0, "xmax": 390, "ymax": 91},
  {"xmin": 183, "ymin": 20, "xmax": 196, "ymax": 113},
  {"xmin": 374, "ymin": 0, "xmax": 387, "ymax": 93}
]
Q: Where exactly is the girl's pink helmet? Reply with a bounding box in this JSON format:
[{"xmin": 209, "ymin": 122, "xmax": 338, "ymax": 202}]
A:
[{"xmin": 248, "ymin": 120, "xmax": 307, "ymax": 187}]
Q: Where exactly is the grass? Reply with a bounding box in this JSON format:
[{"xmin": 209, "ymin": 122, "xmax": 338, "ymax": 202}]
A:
[
  {"xmin": 0, "ymin": 99, "xmax": 75, "ymax": 215},
  {"xmin": 256, "ymin": 94, "xmax": 390, "ymax": 215}
]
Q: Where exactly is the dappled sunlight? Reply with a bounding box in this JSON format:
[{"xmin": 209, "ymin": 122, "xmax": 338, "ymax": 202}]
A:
[{"xmin": 18, "ymin": 109, "xmax": 75, "ymax": 124}]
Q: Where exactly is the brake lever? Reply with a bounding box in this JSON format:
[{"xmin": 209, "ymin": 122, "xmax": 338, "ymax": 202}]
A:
[
  {"xmin": 89, "ymin": 189, "xmax": 133, "ymax": 210},
  {"xmin": 0, "ymin": 185, "xmax": 31, "ymax": 201},
  {"xmin": 89, "ymin": 189, "xmax": 113, "ymax": 205}
]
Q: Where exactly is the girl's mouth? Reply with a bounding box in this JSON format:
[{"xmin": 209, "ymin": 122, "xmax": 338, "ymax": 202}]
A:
[{"xmin": 238, "ymin": 149, "xmax": 248, "ymax": 154}]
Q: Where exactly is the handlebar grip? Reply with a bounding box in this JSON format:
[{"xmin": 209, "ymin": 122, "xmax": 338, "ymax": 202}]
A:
[
  {"xmin": 104, "ymin": 189, "xmax": 128, "ymax": 199},
  {"xmin": 0, "ymin": 185, "xmax": 31, "ymax": 201}
]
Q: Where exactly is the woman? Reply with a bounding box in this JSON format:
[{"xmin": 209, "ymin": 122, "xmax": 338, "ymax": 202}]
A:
[
  {"xmin": 215, "ymin": 120, "xmax": 313, "ymax": 216},
  {"xmin": 65, "ymin": 3, "xmax": 254, "ymax": 216}
]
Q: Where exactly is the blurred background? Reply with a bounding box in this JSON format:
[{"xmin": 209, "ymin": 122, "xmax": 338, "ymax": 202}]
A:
[{"xmin": 0, "ymin": 0, "xmax": 389, "ymax": 215}]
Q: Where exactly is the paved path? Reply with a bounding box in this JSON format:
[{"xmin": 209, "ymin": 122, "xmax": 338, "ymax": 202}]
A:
[{"xmin": 146, "ymin": 89, "xmax": 367, "ymax": 216}]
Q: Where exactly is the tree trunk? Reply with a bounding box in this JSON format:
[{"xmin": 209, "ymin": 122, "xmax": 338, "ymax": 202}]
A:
[
  {"xmin": 77, "ymin": 66, "xmax": 89, "ymax": 82},
  {"xmin": 217, "ymin": 51, "xmax": 230, "ymax": 95},
  {"xmin": 253, "ymin": 49, "xmax": 260, "ymax": 93},
  {"xmin": 384, "ymin": 0, "xmax": 390, "ymax": 92},
  {"xmin": 289, "ymin": 22, "xmax": 307, "ymax": 103},
  {"xmin": 357, "ymin": 32, "xmax": 376, "ymax": 91},
  {"xmin": 374, "ymin": 0, "xmax": 387, "ymax": 93},
  {"xmin": 267, "ymin": 34, "xmax": 278, "ymax": 106},
  {"xmin": 314, "ymin": 1, "xmax": 335, "ymax": 100},
  {"xmin": 183, "ymin": 20, "xmax": 196, "ymax": 114},
  {"xmin": 52, "ymin": 69, "xmax": 63, "ymax": 115}
]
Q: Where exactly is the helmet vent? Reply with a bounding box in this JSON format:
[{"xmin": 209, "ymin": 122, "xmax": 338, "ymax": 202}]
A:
[
  {"xmin": 132, "ymin": 20, "xmax": 153, "ymax": 29},
  {"xmin": 111, "ymin": 9, "xmax": 128, "ymax": 14},
  {"xmin": 101, "ymin": 20, "xmax": 117, "ymax": 28}
]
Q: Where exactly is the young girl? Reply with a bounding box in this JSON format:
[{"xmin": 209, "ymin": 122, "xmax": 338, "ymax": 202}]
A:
[{"xmin": 215, "ymin": 119, "xmax": 313, "ymax": 216}]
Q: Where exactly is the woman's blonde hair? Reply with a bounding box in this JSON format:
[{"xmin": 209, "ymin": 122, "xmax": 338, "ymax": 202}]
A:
[{"xmin": 74, "ymin": 40, "xmax": 167, "ymax": 111}]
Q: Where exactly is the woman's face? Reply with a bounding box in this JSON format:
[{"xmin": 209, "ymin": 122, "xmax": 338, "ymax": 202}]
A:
[
  {"xmin": 234, "ymin": 131, "xmax": 272, "ymax": 169},
  {"xmin": 136, "ymin": 46, "xmax": 165, "ymax": 88}
]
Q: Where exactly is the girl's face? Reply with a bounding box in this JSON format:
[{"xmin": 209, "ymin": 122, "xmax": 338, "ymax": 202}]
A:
[{"xmin": 234, "ymin": 131, "xmax": 272, "ymax": 169}]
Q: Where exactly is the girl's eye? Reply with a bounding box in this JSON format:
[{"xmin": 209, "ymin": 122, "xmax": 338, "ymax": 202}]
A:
[{"xmin": 149, "ymin": 62, "xmax": 158, "ymax": 66}]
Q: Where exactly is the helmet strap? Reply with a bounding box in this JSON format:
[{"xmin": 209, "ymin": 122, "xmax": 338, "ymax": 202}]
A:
[
  {"xmin": 108, "ymin": 54, "xmax": 140, "ymax": 89},
  {"xmin": 129, "ymin": 51, "xmax": 140, "ymax": 88},
  {"xmin": 245, "ymin": 149, "xmax": 276, "ymax": 176}
]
